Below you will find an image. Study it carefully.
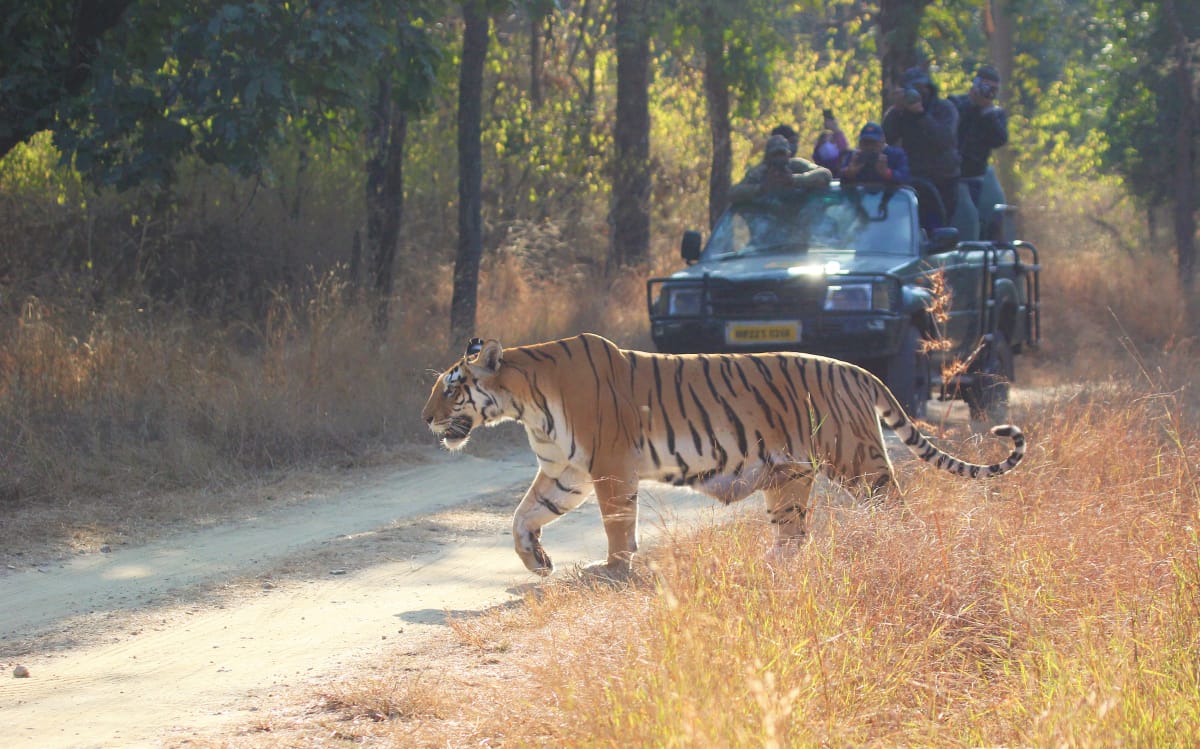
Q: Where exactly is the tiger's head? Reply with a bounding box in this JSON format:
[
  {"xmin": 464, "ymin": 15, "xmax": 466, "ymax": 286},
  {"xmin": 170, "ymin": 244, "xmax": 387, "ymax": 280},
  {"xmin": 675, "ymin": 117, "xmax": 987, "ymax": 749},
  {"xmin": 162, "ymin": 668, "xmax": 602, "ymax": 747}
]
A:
[{"xmin": 421, "ymin": 337, "xmax": 507, "ymax": 450}]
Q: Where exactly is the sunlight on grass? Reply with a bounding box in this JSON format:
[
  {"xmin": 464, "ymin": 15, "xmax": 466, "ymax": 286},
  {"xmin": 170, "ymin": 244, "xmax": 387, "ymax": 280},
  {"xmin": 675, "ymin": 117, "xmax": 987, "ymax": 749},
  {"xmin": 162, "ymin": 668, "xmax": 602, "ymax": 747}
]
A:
[{"xmin": 289, "ymin": 374, "xmax": 1200, "ymax": 748}]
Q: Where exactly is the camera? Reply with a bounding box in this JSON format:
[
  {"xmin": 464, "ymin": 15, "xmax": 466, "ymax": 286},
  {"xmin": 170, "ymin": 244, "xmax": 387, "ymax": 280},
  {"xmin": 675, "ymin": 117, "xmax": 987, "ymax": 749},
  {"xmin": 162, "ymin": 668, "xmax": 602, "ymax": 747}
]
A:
[
  {"xmin": 902, "ymin": 88, "xmax": 921, "ymax": 106},
  {"xmin": 974, "ymin": 77, "xmax": 998, "ymax": 100}
]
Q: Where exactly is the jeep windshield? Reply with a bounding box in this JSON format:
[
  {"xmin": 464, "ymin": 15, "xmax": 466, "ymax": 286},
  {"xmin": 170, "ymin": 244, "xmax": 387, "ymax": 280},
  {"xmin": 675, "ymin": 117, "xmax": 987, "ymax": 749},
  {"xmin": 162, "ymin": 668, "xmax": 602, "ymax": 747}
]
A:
[{"xmin": 703, "ymin": 186, "xmax": 916, "ymax": 261}]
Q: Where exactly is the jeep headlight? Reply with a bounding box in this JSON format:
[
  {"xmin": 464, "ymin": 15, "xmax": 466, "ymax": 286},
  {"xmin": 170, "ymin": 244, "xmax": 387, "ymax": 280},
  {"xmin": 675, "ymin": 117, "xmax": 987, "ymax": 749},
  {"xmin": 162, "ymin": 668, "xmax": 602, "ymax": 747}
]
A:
[
  {"xmin": 825, "ymin": 280, "xmax": 894, "ymax": 312},
  {"xmin": 663, "ymin": 286, "xmax": 703, "ymax": 316}
]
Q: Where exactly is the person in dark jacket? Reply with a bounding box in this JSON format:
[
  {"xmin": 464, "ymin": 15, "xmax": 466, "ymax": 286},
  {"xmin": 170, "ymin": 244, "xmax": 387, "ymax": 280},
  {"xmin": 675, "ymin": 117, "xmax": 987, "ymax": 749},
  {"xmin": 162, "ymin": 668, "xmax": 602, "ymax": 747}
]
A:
[
  {"xmin": 948, "ymin": 64, "xmax": 1009, "ymax": 206},
  {"xmin": 883, "ymin": 66, "xmax": 961, "ymax": 230},
  {"xmin": 838, "ymin": 122, "xmax": 910, "ymax": 184}
]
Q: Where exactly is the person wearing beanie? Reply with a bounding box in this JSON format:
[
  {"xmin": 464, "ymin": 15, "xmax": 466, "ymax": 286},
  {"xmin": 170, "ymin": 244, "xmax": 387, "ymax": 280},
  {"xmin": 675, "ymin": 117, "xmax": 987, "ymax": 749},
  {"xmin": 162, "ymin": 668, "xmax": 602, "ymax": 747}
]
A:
[
  {"xmin": 948, "ymin": 64, "xmax": 1009, "ymax": 205},
  {"xmin": 882, "ymin": 66, "xmax": 961, "ymax": 229}
]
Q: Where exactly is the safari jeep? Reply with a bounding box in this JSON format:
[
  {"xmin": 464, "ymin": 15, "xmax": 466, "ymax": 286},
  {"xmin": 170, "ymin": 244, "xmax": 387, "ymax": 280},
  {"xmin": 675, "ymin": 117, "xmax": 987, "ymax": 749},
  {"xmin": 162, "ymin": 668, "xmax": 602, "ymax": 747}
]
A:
[{"xmin": 646, "ymin": 181, "xmax": 1041, "ymax": 420}]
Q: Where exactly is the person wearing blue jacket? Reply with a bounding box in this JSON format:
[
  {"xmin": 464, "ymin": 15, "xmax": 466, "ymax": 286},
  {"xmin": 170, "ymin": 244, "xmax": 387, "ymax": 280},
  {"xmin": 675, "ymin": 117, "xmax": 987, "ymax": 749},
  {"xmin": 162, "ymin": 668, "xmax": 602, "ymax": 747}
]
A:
[{"xmin": 838, "ymin": 122, "xmax": 910, "ymax": 184}]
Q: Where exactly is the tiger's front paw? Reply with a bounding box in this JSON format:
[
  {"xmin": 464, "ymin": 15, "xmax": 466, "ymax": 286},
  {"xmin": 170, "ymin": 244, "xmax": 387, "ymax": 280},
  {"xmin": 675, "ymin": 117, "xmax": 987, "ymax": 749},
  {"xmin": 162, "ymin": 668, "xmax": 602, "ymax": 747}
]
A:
[
  {"xmin": 516, "ymin": 540, "xmax": 554, "ymax": 576},
  {"xmin": 530, "ymin": 545, "xmax": 554, "ymax": 577}
]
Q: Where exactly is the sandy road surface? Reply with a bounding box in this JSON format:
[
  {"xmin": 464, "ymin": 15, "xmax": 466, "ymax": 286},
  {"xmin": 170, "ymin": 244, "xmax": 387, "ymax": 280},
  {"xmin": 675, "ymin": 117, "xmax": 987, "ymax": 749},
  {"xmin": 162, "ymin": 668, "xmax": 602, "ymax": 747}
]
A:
[{"xmin": 0, "ymin": 449, "xmax": 727, "ymax": 748}]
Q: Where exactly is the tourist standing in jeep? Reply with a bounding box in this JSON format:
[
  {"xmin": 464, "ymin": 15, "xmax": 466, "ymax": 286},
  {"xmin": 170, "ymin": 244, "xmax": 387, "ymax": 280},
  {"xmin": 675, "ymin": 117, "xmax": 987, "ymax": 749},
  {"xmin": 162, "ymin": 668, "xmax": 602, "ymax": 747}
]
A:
[
  {"xmin": 883, "ymin": 67, "xmax": 961, "ymax": 230},
  {"xmin": 948, "ymin": 64, "xmax": 1009, "ymax": 209}
]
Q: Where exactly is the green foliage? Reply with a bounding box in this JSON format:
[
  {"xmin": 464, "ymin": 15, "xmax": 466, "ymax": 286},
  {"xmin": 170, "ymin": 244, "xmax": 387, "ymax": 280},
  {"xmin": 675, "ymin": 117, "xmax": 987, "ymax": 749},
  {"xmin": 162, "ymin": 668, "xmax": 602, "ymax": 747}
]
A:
[
  {"xmin": 1097, "ymin": 0, "xmax": 1200, "ymax": 208},
  {"xmin": 14, "ymin": 1, "xmax": 444, "ymax": 189},
  {"xmin": 0, "ymin": 0, "xmax": 1168, "ymax": 283},
  {"xmin": 479, "ymin": 7, "xmax": 614, "ymax": 223},
  {"xmin": 667, "ymin": 0, "xmax": 794, "ymax": 119}
]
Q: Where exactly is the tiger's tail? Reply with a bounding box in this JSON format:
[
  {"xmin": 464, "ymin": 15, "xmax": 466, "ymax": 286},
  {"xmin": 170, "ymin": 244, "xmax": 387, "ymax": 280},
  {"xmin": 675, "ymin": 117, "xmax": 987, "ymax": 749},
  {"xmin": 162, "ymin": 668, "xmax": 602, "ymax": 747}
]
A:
[{"xmin": 874, "ymin": 382, "xmax": 1025, "ymax": 479}]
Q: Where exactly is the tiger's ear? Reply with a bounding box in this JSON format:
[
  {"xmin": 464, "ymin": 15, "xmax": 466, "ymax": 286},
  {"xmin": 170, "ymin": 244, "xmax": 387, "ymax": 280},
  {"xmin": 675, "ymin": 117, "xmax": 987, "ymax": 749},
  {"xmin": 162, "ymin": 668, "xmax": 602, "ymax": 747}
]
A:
[
  {"xmin": 464, "ymin": 337, "xmax": 484, "ymax": 358},
  {"xmin": 467, "ymin": 338, "xmax": 504, "ymax": 374}
]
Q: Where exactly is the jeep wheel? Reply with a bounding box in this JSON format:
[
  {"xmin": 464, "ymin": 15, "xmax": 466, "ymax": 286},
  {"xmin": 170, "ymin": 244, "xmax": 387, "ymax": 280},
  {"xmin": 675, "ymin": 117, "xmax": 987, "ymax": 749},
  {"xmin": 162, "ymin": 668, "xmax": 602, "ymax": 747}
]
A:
[
  {"xmin": 885, "ymin": 325, "xmax": 930, "ymax": 420},
  {"xmin": 965, "ymin": 333, "xmax": 1014, "ymax": 422}
]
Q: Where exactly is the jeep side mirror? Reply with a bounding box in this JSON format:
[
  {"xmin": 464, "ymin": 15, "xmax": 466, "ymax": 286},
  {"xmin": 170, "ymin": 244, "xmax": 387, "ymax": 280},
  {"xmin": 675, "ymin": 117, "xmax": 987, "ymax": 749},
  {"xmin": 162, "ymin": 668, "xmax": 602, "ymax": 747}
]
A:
[
  {"xmin": 930, "ymin": 227, "xmax": 959, "ymax": 252},
  {"xmin": 681, "ymin": 230, "xmax": 702, "ymax": 264}
]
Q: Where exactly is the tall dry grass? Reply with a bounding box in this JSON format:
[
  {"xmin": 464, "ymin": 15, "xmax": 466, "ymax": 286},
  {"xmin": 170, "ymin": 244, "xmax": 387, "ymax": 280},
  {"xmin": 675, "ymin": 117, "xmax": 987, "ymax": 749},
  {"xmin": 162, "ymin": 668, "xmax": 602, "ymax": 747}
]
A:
[
  {"xmin": 1019, "ymin": 185, "xmax": 1194, "ymax": 382},
  {"xmin": 0, "ymin": 210, "xmax": 661, "ymax": 514},
  {"xmin": 553, "ymin": 375, "xmax": 1198, "ymax": 748},
  {"xmin": 221, "ymin": 188, "xmax": 1200, "ymax": 746},
  {"xmin": 268, "ymin": 363, "xmax": 1199, "ymax": 748}
]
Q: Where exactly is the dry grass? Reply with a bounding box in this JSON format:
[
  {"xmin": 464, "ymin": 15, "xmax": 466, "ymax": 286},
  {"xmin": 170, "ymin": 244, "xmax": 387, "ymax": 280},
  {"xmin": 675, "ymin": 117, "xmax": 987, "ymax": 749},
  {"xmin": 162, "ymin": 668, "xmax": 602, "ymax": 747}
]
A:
[
  {"xmin": 4, "ymin": 139, "xmax": 1200, "ymax": 745},
  {"xmin": 195, "ymin": 194, "xmax": 1200, "ymax": 745},
  {"xmin": 216, "ymin": 370, "xmax": 1200, "ymax": 747},
  {"xmin": 0, "ymin": 232, "xmax": 659, "ymax": 561}
]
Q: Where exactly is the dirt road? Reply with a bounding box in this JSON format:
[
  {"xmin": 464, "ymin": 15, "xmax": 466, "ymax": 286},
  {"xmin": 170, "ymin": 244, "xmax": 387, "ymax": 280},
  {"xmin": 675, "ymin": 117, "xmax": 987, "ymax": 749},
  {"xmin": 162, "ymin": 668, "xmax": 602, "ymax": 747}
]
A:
[{"xmin": 0, "ymin": 448, "xmax": 725, "ymax": 748}]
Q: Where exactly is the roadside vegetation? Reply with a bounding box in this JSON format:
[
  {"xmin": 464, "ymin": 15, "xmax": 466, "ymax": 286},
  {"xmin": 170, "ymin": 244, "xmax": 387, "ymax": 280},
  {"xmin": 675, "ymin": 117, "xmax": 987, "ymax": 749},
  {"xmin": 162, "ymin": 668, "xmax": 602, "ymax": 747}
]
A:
[
  {"xmin": 2, "ymin": 1, "xmax": 1199, "ymax": 745},
  {"xmin": 171, "ymin": 193, "xmax": 1198, "ymax": 748}
]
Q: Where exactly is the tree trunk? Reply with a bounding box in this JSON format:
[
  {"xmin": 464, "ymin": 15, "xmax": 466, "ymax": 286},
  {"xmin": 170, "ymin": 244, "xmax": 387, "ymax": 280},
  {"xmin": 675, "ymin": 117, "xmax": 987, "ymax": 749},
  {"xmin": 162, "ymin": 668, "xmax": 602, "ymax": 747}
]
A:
[
  {"xmin": 986, "ymin": 0, "xmax": 1020, "ymax": 218},
  {"xmin": 609, "ymin": 0, "xmax": 652, "ymax": 270},
  {"xmin": 365, "ymin": 77, "xmax": 408, "ymax": 332},
  {"xmin": 1167, "ymin": 1, "xmax": 1197, "ymax": 281},
  {"xmin": 529, "ymin": 15, "xmax": 543, "ymax": 113},
  {"xmin": 450, "ymin": 2, "xmax": 490, "ymax": 344},
  {"xmin": 703, "ymin": 28, "xmax": 732, "ymax": 229},
  {"xmin": 1163, "ymin": 0, "xmax": 1197, "ymax": 326},
  {"xmin": 876, "ymin": 0, "xmax": 930, "ymax": 117}
]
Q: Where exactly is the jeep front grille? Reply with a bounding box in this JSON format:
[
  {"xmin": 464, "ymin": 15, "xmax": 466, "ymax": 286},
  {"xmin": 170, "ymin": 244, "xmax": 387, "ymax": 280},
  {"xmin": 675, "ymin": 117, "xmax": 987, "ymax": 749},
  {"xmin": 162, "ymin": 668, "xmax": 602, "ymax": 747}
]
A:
[{"xmin": 708, "ymin": 279, "xmax": 824, "ymax": 319}]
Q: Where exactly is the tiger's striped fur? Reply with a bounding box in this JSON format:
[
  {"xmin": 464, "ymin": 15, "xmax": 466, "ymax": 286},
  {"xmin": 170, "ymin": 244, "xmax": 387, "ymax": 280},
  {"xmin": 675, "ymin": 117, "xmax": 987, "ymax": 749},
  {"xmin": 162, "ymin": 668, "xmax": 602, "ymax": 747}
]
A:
[{"xmin": 421, "ymin": 333, "xmax": 1025, "ymax": 576}]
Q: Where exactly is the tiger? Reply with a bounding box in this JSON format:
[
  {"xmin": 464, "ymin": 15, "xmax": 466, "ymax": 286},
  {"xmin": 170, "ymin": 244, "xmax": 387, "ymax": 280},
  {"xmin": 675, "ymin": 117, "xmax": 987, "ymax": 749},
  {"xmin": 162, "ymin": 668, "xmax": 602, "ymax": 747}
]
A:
[{"xmin": 421, "ymin": 333, "xmax": 1025, "ymax": 577}]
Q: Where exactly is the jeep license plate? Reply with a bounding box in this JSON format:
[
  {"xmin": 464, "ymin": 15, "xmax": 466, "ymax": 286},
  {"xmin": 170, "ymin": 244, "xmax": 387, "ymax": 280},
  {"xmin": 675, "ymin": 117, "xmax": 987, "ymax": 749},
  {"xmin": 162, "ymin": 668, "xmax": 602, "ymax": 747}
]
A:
[{"xmin": 725, "ymin": 322, "xmax": 801, "ymax": 345}]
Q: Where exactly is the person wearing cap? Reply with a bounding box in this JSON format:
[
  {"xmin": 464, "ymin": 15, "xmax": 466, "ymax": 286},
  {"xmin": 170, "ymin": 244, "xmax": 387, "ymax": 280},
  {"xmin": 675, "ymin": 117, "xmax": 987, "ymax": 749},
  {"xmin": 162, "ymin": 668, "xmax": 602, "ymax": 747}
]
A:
[
  {"xmin": 882, "ymin": 66, "xmax": 961, "ymax": 229},
  {"xmin": 948, "ymin": 64, "xmax": 1009, "ymax": 206},
  {"xmin": 769, "ymin": 123, "xmax": 801, "ymax": 156},
  {"xmin": 838, "ymin": 122, "xmax": 910, "ymax": 184},
  {"xmin": 728, "ymin": 132, "xmax": 833, "ymax": 203}
]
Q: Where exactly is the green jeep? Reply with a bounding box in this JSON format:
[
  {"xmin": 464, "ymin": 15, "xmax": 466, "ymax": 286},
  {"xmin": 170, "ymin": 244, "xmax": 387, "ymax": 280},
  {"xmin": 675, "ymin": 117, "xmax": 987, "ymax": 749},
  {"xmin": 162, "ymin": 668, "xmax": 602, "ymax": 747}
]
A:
[{"xmin": 646, "ymin": 178, "xmax": 1041, "ymax": 420}]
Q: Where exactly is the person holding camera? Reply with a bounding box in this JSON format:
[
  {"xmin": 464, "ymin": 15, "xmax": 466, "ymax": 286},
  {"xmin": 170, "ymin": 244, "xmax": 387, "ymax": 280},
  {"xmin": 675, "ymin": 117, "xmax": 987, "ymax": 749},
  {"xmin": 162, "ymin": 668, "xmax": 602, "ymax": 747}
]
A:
[
  {"xmin": 882, "ymin": 66, "xmax": 961, "ymax": 230},
  {"xmin": 811, "ymin": 109, "xmax": 849, "ymax": 175},
  {"xmin": 948, "ymin": 64, "xmax": 1009, "ymax": 207},
  {"xmin": 728, "ymin": 132, "xmax": 833, "ymax": 203},
  {"xmin": 838, "ymin": 122, "xmax": 910, "ymax": 184}
]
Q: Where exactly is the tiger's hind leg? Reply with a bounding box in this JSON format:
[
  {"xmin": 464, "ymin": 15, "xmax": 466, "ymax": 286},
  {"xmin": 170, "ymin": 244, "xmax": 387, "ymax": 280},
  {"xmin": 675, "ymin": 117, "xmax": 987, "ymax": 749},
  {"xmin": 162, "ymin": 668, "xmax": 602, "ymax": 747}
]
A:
[
  {"xmin": 848, "ymin": 456, "xmax": 902, "ymax": 508},
  {"xmin": 591, "ymin": 469, "xmax": 640, "ymax": 576},
  {"xmin": 846, "ymin": 428, "xmax": 903, "ymax": 507},
  {"xmin": 764, "ymin": 469, "xmax": 816, "ymax": 552},
  {"xmin": 512, "ymin": 466, "xmax": 592, "ymax": 576}
]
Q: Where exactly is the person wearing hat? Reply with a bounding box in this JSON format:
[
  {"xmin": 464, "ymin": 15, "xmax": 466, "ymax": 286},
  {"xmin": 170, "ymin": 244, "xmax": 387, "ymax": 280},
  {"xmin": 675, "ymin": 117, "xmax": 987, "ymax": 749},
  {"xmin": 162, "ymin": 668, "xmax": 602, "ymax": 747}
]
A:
[
  {"xmin": 882, "ymin": 66, "xmax": 961, "ymax": 229},
  {"xmin": 948, "ymin": 64, "xmax": 1009, "ymax": 206},
  {"xmin": 769, "ymin": 123, "xmax": 801, "ymax": 156},
  {"xmin": 838, "ymin": 122, "xmax": 910, "ymax": 184},
  {"xmin": 728, "ymin": 131, "xmax": 833, "ymax": 203}
]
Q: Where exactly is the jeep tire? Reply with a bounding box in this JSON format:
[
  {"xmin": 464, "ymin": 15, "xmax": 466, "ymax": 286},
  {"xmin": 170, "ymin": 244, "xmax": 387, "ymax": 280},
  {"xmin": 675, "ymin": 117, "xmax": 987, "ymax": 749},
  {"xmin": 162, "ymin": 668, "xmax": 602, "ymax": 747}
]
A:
[{"xmin": 965, "ymin": 332, "xmax": 1014, "ymax": 422}]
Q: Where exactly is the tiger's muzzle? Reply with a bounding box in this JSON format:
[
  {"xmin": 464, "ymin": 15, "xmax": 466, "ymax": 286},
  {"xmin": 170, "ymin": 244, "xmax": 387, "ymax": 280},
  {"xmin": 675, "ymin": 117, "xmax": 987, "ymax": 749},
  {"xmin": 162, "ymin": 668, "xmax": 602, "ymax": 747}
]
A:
[{"xmin": 430, "ymin": 415, "xmax": 475, "ymax": 449}]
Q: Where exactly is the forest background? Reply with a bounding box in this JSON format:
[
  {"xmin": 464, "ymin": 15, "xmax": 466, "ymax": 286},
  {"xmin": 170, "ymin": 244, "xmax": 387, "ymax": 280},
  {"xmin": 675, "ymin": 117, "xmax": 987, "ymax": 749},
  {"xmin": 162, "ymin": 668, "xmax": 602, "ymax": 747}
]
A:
[{"xmin": 0, "ymin": 0, "xmax": 1197, "ymax": 512}]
